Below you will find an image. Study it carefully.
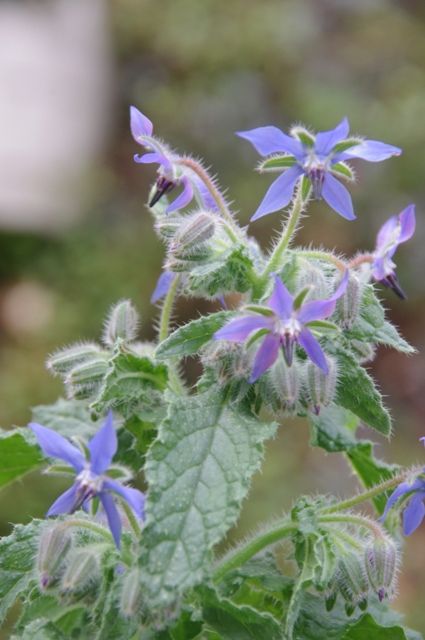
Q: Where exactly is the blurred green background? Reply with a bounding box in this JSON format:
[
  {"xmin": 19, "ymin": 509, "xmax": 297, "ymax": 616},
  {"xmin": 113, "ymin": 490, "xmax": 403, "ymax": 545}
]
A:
[{"xmin": 0, "ymin": 0, "xmax": 424, "ymax": 634}]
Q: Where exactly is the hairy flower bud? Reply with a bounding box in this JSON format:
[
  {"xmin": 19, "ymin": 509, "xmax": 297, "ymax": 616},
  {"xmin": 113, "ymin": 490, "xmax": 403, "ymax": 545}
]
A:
[
  {"xmin": 169, "ymin": 211, "xmax": 216, "ymax": 260},
  {"xmin": 154, "ymin": 213, "xmax": 183, "ymax": 241},
  {"xmin": 37, "ymin": 524, "xmax": 72, "ymax": 589},
  {"xmin": 335, "ymin": 552, "xmax": 369, "ymax": 614},
  {"xmin": 305, "ymin": 356, "xmax": 337, "ymax": 413},
  {"xmin": 336, "ymin": 272, "xmax": 362, "ymax": 329},
  {"xmin": 65, "ymin": 358, "xmax": 108, "ymax": 399},
  {"xmin": 60, "ymin": 548, "xmax": 99, "ymax": 593},
  {"xmin": 364, "ymin": 535, "xmax": 398, "ymax": 601},
  {"xmin": 46, "ymin": 342, "xmax": 104, "ymax": 377},
  {"xmin": 102, "ymin": 299, "xmax": 140, "ymax": 346},
  {"xmin": 269, "ymin": 356, "xmax": 301, "ymax": 414},
  {"xmin": 296, "ymin": 262, "xmax": 329, "ymax": 300},
  {"xmin": 119, "ymin": 568, "xmax": 142, "ymax": 617}
]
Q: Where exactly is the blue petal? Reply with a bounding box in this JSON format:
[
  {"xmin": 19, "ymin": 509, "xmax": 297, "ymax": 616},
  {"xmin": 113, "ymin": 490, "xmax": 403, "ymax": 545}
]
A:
[
  {"xmin": 151, "ymin": 271, "xmax": 176, "ymax": 304},
  {"xmin": 315, "ymin": 117, "xmax": 350, "ymax": 156},
  {"xmin": 249, "ymin": 333, "xmax": 280, "ymax": 383},
  {"xmin": 343, "ymin": 140, "xmax": 402, "ymax": 162},
  {"xmin": 29, "ymin": 423, "xmax": 85, "ymax": 472},
  {"xmin": 298, "ymin": 329, "xmax": 328, "ymax": 373},
  {"xmin": 251, "ymin": 165, "xmax": 303, "ymax": 221},
  {"xmin": 267, "ymin": 276, "xmax": 293, "ymax": 319},
  {"xmin": 100, "ymin": 493, "xmax": 122, "ymax": 548},
  {"xmin": 398, "ymin": 204, "xmax": 416, "ymax": 243},
  {"xmin": 104, "ymin": 479, "xmax": 145, "ymax": 520},
  {"xmin": 321, "ymin": 173, "xmax": 355, "ymax": 220},
  {"xmin": 236, "ymin": 126, "xmax": 304, "ymax": 158},
  {"xmin": 403, "ymin": 492, "xmax": 425, "ymax": 535},
  {"xmin": 47, "ymin": 483, "xmax": 79, "ymax": 516},
  {"xmin": 130, "ymin": 106, "xmax": 153, "ymax": 140},
  {"xmin": 380, "ymin": 479, "xmax": 424, "ymax": 522},
  {"xmin": 214, "ymin": 316, "xmax": 273, "ymax": 342},
  {"xmin": 166, "ymin": 177, "xmax": 194, "ymax": 213},
  {"xmin": 88, "ymin": 411, "xmax": 117, "ymax": 475}
]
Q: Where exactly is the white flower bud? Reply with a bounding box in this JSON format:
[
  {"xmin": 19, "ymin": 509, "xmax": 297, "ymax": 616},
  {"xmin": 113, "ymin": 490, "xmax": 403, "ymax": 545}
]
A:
[
  {"xmin": 296, "ymin": 263, "xmax": 329, "ymax": 300},
  {"xmin": 65, "ymin": 358, "xmax": 108, "ymax": 399},
  {"xmin": 336, "ymin": 552, "xmax": 369, "ymax": 614},
  {"xmin": 269, "ymin": 356, "xmax": 301, "ymax": 414},
  {"xmin": 60, "ymin": 548, "xmax": 99, "ymax": 593},
  {"xmin": 337, "ymin": 272, "xmax": 362, "ymax": 329},
  {"xmin": 119, "ymin": 568, "xmax": 142, "ymax": 617},
  {"xmin": 46, "ymin": 342, "xmax": 104, "ymax": 377},
  {"xmin": 364, "ymin": 535, "xmax": 399, "ymax": 601},
  {"xmin": 169, "ymin": 212, "xmax": 215, "ymax": 259},
  {"xmin": 102, "ymin": 299, "xmax": 140, "ymax": 346},
  {"xmin": 37, "ymin": 524, "xmax": 72, "ymax": 589},
  {"xmin": 305, "ymin": 356, "xmax": 338, "ymax": 413}
]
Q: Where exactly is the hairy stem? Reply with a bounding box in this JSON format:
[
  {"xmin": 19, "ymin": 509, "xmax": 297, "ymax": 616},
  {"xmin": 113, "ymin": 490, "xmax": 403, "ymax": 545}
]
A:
[
  {"xmin": 318, "ymin": 471, "xmax": 413, "ymax": 515},
  {"xmin": 319, "ymin": 513, "xmax": 385, "ymax": 538},
  {"xmin": 59, "ymin": 519, "xmax": 112, "ymax": 542},
  {"xmin": 177, "ymin": 157, "xmax": 240, "ymax": 241},
  {"xmin": 347, "ymin": 253, "xmax": 374, "ymax": 269},
  {"xmin": 298, "ymin": 250, "xmax": 347, "ymax": 272},
  {"xmin": 213, "ymin": 520, "xmax": 298, "ymax": 583},
  {"xmin": 158, "ymin": 273, "xmax": 186, "ymax": 395}
]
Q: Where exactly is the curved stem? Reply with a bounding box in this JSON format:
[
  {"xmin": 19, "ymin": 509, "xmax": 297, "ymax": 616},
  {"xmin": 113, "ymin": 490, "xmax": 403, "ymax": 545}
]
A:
[
  {"xmin": 159, "ymin": 273, "xmax": 180, "ymax": 342},
  {"xmin": 213, "ymin": 520, "xmax": 298, "ymax": 583},
  {"xmin": 298, "ymin": 250, "xmax": 347, "ymax": 272},
  {"xmin": 347, "ymin": 253, "xmax": 374, "ymax": 269},
  {"xmin": 177, "ymin": 157, "xmax": 240, "ymax": 241},
  {"xmin": 318, "ymin": 471, "xmax": 413, "ymax": 515},
  {"xmin": 319, "ymin": 513, "xmax": 385, "ymax": 538}
]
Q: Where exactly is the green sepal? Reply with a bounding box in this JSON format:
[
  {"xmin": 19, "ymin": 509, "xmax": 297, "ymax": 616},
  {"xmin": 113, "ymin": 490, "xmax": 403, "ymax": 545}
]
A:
[
  {"xmin": 332, "ymin": 138, "xmax": 363, "ymax": 153},
  {"xmin": 257, "ymin": 155, "xmax": 296, "ymax": 172},
  {"xmin": 293, "ymin": 286, "xmax": 312, "ymax": 310},
  {"xmin": 301, "ymin": 175, "xmax": 312, "ymax": 200},
  {"xmin": 307, "ymin": 319, "xmax": 339, "ymax": 332},
  {"xmin": 331, "ymin": 161, "xmax": 354, "ymax": 180}
]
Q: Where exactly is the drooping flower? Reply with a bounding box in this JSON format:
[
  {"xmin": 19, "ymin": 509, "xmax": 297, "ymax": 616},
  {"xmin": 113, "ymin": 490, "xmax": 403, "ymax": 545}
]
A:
[
  {"xmin": 130, "ymin": 106, "xmax": 218, "ymax": 213},
  {"xmin": 371, "ymin": 204, "xmax": 416, "ymax": 299},
  {"xmin": 214, "ymin": 271, "xmax": 348, "ymax": 382},
  {"xmin": 237, "ymin": 118, "xmax": 401, "ymax": 221},
  {"xmin": 30, "ymin": 412, "xmax": 145, "ymax": 547},
  {"xmin": 381, "ymin": 468, "xmax": 425, "ymax": 536},
  {"xmin": 151, "ymin": 270, "xmax": 177, "ymax": 304}
]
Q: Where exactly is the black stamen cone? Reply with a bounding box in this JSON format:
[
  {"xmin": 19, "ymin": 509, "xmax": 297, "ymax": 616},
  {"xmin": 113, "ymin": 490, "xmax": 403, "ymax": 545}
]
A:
[
  {"xmin": 149, "ymin": 177, "xmax": 175, "ymax": 207},
  {"xmin": 385, "ymin": 274, "xmax": 407, "ymax": 300}
]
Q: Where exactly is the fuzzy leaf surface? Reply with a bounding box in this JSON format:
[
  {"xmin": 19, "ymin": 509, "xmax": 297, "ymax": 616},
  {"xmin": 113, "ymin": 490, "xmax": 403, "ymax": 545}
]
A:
[
  {"xmin": 139, "ymin": 389, "xmax": 277, "ymax": 607},
  {"xmin": 156, "ymin": 311, "xmax": 234, "ymax": 359},
  {"xmin": 0, "ymin": 429, "xmax": 43, "ymax": 490}
]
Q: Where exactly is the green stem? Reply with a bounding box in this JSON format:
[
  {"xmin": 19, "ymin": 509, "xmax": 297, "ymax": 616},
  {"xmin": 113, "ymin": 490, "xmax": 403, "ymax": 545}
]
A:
[
  {"xmin": 158, "ymin": 273, "xmax": 186, "ymax": 395},
  {"xmin": 213, "ymin": 520, "xmax": 298, "ymax": 583},
  {"xmin": 177, "ymin": 157, "xmax": 240, "ymax": 241},
  {"xmin": 159, "ymin": 273, "xmax": 180, "ymax": 342},
  {"xmin": 319, "ymin": 513, "xmax": 385, "ymax": 538},
  {"xmin": 318, "ymin": 472, "xmax": 412, "ymax": 515},
  {"xmin": 298, "ymin": 250, "xmax": 347, "ymax": 272}
]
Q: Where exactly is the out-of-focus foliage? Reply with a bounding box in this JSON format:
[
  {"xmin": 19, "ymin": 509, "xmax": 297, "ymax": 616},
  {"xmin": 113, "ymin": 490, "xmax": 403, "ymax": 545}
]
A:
[{"xmin": 0, "ymin": 0, "xmax": 424, "ymax": 634}]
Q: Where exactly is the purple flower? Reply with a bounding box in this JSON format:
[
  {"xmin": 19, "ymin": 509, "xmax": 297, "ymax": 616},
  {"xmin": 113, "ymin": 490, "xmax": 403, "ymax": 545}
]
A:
[
  {"xmin": 214, "ymin": 271, "xmax": 348, "ymax": 382},
  {"xmin": 237, "ymin": 118, "xmax": 401, "ymax": 222},
  {"xmin": 130, "ymin": 106, "xmax": 217, "ymax": 214},
  {"xmin": 371, "ymin": 204, "xmax": 416, "ymax": 299},
  {"xmin": 382, "ymin": 473, "xmax": 425, "ymax": 536},
  {"xmin": 151, "ymin": 270, "xmax": 177, "ymax": 304},
  {"xmin": 30, "ymin": 412, "xmax": 145, "ymax": 548}
]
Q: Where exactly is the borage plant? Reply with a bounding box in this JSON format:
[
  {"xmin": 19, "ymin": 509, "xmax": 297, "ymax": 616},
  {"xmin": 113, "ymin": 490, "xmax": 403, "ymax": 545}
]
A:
[{"xmin": 0, "ymin": 110, "xmax": 422, "ymax": 640}]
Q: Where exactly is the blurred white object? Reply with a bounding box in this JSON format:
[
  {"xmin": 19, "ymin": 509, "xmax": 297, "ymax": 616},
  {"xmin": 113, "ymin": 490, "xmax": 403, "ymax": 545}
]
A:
[{"xmin": 0, "ymin": 0, "xmax": 112, "ymax": 231}]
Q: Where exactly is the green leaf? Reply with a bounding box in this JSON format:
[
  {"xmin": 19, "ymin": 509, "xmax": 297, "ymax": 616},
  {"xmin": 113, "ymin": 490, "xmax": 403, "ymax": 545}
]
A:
[
  {"xmin": 156, "ymin": 311, "xmax": 234, "ymax": 359},
  {"xmin": 188, "ymin": 246, "xmax": 253, "ymax": 297},
  {"xmin": 258, "ymin": 155, "xmax": 296, "ymax": 171},
  {"xmin": 0, "ymin": 520, "xmax": 44, "ymax": 625},
  {"xmin": 31, "ymin": 397, "xmax": 99, "ymax": 439},
  {"xmin": 330, "ymin": 345, "xmax": 391, "ymax": 435},
  {"xmin": 92, "ymin": 347, "xmax": 168, "ymax": 421},
  {"xmin": 199, "ymin": 586, "xmax": 282, "ymax": 640},
  {"xmin": 0, "ymin": 428, "xmax": 43, "ymax": 490},
  {"xmin": 294, "ymin": 592, "xmax": 422, "ymax": 640},
  {"xmin": 347, "ymin": 287, "xmax": 414, "ymax": 354},
  {"xmin": 309, "ymin": 405, "xmax": 399, "ymax": 513},
  {"xmin": 140, "ymin": 389, "xmax": 277, "ymax": 607}
]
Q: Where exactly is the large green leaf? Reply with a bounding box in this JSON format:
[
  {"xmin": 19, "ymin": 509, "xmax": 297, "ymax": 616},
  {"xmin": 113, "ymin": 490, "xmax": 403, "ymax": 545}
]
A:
[
  {"xmin": 294, "ymin": 592, "xmax": 422, "ymax": 640},
  {"xmin": 0, "ymin": 520, "xmax": 43, "ymax": 625},
  {"xmin": 347, "ymin": 286, "xmax": 415, "ymax": 354},
  {"xmin": 155, "ymin": 311, "xmax": 234, "ymax": 360},
  {"xmin": 31, "ymin": 398, "xmax": 98, "ymax": 439},
  {"xmin": 309, "ymin": 405, "xmax": 399, "ymax": 513},
  {"xmin": 139, "ymin": 389, "xmax": 277, "ymax": 607},
  {"xmin": 331, "ymin": 345, "xmax": 391, "ymax": 436},
  {"xmin": 0, "ymin": 429, "xmax": 43, "ymax": 491}
]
